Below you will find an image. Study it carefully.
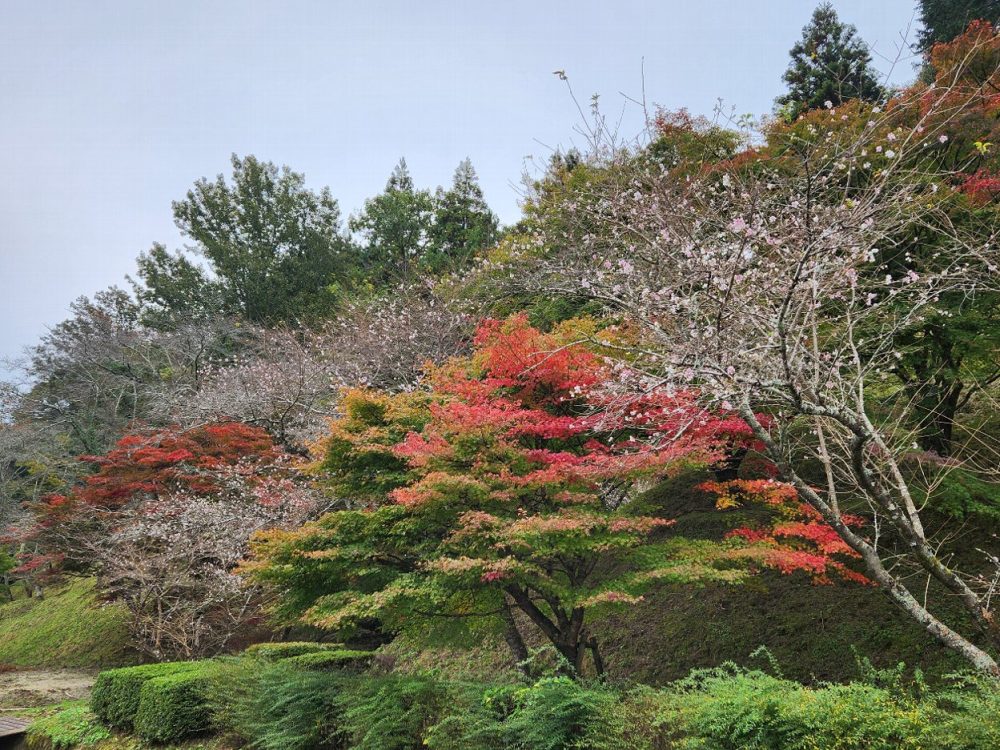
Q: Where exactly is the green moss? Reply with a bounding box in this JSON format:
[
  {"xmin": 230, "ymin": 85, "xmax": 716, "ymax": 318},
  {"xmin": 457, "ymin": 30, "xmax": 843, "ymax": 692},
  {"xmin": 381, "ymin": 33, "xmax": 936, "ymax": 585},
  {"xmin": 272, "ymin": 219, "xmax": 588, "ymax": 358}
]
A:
[{"xmin": 0, "ymin": 578, "xmax": 135, "ymax": 668}]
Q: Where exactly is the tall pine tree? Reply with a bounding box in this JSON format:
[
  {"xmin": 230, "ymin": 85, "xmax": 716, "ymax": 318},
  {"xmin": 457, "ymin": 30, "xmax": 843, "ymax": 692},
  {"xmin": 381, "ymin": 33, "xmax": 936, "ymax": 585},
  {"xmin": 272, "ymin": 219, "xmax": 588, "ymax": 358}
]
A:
[
  {"xmin": 426, "ymin": 158, "xmax": 499, "ymax": 273},
  {"xmin": 777, "ymin": 3, "xmax": 885, "ymax": 118},
  {"xmin": 350, "ymin": 158, "xmax": 435, "ymax": 284}
]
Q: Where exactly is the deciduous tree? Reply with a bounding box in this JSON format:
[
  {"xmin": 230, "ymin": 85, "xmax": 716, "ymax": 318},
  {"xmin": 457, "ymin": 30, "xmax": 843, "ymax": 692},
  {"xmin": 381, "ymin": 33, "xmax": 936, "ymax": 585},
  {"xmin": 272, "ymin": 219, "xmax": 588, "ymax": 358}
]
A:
[
  {"xmin": 18, "ymin": 422, "xmax": 318, "ymax": 658},
  {"xmin": 158, "ymin": 154, "xmax": 355, "ymax": 324},
  {"xmin": 247, "ymin": 317, "xmax": 858, "ymax": 676},
  {"xmin": 513, "ymin": 68, "xmax": 1000, "ymax": 674}
]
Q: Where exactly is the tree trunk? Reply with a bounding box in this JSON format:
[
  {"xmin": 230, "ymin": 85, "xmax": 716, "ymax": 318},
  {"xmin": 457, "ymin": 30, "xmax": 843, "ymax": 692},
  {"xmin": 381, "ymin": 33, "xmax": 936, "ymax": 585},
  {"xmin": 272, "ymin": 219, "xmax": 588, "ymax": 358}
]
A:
[
  {"xmin": 915, "ymin": 380, "xmax": 962, "ymax": 457},
  {"xmin": 712, "ymin": 446, "xmax": 747, "ymax": 482},
  {"xmin": 588, "ymin": 636, "xmax": 606, "ymax": 677},
  {"xmin": 499, "ymin": 598, "xmax": 531, "ymax": 678}
]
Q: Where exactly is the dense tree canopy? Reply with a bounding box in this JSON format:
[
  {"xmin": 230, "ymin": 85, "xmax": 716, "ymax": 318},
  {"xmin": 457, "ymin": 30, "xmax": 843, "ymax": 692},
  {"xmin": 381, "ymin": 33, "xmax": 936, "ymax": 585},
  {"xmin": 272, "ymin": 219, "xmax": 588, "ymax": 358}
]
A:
[
  {"xmin": 14, "ymin": 422, "xmax": 317, "ymax": 658},
  {"xmin": 501, "ymin": 32, "xmax": 1000, "ymax": 673},
  {"xmin": 138, "ymin": 154, "xmax": 355, "ymax": 325},
  {"xmin": 351, "ymin": 157, "xmax": 499, "ymax": 282},
  {"xmin": 350, "ymin": 159, "xmax": 435, "ymax": 284},
  {"xmin": 4, "ymin": 3, "xmax": 1000, "ymax": 699},
  {"xmin": 426, "ymin": 158, "xmax": 500, "ymax": 274},
  {"xmin": 916, "ymin": 0, "xmax": 1000, "ymax": 50}
]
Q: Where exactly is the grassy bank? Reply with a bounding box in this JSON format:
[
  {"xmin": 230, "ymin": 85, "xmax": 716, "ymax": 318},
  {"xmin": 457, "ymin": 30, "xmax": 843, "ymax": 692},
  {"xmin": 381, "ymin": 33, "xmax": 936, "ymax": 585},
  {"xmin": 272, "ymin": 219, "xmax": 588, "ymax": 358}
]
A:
[{"xmin": 0, "ymin": 578, "xmax": 136, "ymax": 669}]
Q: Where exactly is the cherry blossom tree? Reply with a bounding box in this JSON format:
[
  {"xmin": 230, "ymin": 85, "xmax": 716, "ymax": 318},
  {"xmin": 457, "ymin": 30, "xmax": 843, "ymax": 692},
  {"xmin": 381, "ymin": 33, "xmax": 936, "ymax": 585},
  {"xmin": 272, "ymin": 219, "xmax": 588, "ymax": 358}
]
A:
[
  {"xmin": 506, "ymin": 53, "xmax": 1000, "ymax": 674},
  {"xmin": 178, "ymin": 285, "xmax": 471, "ymax": 452},
  {"xmin": 18, "ymin": 422, "xmax": 318, "ymax": 659}
]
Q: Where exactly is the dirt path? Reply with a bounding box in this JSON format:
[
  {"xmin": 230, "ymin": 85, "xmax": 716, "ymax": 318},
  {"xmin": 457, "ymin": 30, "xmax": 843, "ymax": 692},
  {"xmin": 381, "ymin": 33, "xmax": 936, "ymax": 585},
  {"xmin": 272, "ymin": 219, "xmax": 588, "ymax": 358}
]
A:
[{"xmin": 0, "ymin": 669, "xmax": 96, "ymax": 710}]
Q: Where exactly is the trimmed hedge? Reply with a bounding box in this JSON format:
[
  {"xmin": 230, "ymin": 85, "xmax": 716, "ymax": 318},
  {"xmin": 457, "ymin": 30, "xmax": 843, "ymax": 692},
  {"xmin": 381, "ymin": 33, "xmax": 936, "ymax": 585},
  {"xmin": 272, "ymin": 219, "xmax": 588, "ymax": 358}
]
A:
[
  {"xmin": 134, "ymin": 663, "xmax": 221, "ymax": 743},
  {"xmin": 91, "ymin": 661, "xmax": 201, "ymax": 729},
  {"xmin": 283, "ymin": 649, "xmax": 374, "ymax": 672},
  {"xmin": 243, "ymin": 641, "xmax": 345, "ymax": 661}
]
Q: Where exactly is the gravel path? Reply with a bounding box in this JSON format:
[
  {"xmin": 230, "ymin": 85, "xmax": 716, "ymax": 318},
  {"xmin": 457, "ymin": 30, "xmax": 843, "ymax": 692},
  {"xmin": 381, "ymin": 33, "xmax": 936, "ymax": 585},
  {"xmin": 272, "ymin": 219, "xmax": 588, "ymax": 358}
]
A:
[{"xmin": 0, "ymin": 668, "xmax": 97, "ymax": 710}]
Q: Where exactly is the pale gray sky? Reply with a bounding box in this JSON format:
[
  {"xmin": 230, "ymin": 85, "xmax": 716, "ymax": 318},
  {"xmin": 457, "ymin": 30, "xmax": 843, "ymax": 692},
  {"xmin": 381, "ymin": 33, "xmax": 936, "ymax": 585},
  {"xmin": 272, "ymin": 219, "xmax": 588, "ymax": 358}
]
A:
[{"xmin": 1, "ymin": 0, "xmax": 919, "ymax": 379}]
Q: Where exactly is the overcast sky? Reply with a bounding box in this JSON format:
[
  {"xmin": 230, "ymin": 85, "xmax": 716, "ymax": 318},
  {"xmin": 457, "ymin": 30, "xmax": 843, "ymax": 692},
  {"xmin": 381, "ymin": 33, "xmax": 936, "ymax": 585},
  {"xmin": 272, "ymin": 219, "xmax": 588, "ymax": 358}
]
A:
[{"xmin": 1, "ymin": 0, "xmax": 920, "ymax": 379}]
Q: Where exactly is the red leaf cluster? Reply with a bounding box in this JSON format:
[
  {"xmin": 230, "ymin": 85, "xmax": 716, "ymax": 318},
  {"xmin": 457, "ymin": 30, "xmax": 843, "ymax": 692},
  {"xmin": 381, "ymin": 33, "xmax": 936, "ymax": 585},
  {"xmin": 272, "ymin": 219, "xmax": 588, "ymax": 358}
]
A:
[
  {"xmin": 74, "ymin": 422, "xmax": 276, "ymax": 510},
  {"xmin": 705, "ymin": 479, "xmax": 870, "ymax": 585}
]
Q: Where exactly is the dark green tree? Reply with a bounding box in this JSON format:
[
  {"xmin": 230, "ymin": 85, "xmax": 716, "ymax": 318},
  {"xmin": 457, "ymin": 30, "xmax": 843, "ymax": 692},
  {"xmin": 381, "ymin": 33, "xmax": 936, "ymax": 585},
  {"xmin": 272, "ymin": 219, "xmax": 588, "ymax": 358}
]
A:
[
  {"xmin": 916, "ymin": 0, "xmax": 1000, "ymax": 50},
  {"xmin": 160, "ymin": 154, "xmax": 353, "ymax": 324},
  {"xmin": 350, "ymin": 158, "xmax": 434, "ymax": 284},
  {"xmin": 777, "ymin": 3, "xmax": 885, "ymax": 118},
  {"xmin": 425, "ymin": 158, "xmax": 499, "ymax": 273},
  {"xmin": 131, "ymin": 243, "xmax": 223, "ymax": 327}
]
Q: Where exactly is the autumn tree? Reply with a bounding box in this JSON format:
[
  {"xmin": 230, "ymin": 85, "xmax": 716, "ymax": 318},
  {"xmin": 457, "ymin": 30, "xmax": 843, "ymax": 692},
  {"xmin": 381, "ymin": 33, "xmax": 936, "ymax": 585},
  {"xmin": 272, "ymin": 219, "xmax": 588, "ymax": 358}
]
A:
[
  {"xmin": 513, "ymin": 66, "xmax": 1000, "ymax": 674},
  {"xmin": 916, "ymin": 0, "xmax": 1000, "ymax": 51},
  {"xmin": 20, "ymin": 422, "xmax": 317, "ymax": 658},
  {"xmin": 246, "ymin": 316, "xmax": 860, "ymax": 676},
  {"xmin": 16, "ymin": 288, "xmax": 244, "ymax": 457},
  {"xmin": 180, "ymin": 286, "xmax": 472, "ymax": 452},
  {"xmin": 868, "ymin": 24, "xmax": 1000, "ymax": 455},
  {"xmin": 777, "ymin": 3, "xmax": 885, "ymax": 118}
]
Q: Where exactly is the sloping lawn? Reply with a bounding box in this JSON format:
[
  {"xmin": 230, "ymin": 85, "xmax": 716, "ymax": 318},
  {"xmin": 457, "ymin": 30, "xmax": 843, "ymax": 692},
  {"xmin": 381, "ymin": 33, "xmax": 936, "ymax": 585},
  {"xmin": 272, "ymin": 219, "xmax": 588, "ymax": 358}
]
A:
[{"xmin": 0, "ymin": 578, "xmax": 136, "ymax": 669}]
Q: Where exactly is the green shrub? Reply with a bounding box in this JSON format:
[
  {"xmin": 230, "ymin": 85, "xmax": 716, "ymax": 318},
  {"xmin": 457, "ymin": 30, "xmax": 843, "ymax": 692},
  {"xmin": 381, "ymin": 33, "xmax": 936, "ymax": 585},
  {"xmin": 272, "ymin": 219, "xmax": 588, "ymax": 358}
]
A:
[
  {"xmin": 26, "ymin": 703, "xmax": 112, "ymax": 749},
  {"xmin": 90, "ymin": 661, "xmax": 201, "ymax": 729},
  {"xmin": 243, "ymin": 641, "xmax": 345, "ymax": 661},
  {"xmin": 922, "ymin": 675, "xmax": 1000, "ymax": 749},
  {"xmin": 336, "ymin": 674, "xmax": 450, "ymax": 750},
  {"xmin": 133, "ymin": 662, "xmax": 221, "ymax": 744},
  {"xmin": 208, "ymin": 660, "xmax": 346, "ymax": 750},
  {"xmin": 918, "ymin": 467, "xmax": 1000, "ymax": 522},
  {"xmin": 426, "ymin": 677, "xmax": 630, "ymax": 750},
  {"xmin": 662, "ymin": 666, "xmax": 937, "ymax": 750},
  {"xmin": 283, "ymin": 648, "xmax": 374, "ymax": 672},
  {"xmin": 501, "ymin": 677, "xmax": 629, "ymax": 750}
]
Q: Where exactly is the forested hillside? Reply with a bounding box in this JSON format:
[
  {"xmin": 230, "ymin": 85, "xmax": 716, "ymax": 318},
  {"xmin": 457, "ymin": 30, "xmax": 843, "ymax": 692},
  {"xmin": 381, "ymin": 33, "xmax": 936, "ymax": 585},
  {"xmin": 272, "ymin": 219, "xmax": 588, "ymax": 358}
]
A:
[{"xmin": 4, "ymin": 3, "xmax": 1000, "ymax": 749}]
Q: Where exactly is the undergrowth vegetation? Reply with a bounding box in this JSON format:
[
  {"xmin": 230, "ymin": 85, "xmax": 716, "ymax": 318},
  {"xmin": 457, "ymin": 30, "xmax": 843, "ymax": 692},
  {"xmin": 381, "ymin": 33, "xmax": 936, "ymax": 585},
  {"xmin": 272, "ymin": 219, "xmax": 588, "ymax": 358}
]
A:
[{"xmin": 34, "ymin": 653, "xmax": 998, "ymax": 750}]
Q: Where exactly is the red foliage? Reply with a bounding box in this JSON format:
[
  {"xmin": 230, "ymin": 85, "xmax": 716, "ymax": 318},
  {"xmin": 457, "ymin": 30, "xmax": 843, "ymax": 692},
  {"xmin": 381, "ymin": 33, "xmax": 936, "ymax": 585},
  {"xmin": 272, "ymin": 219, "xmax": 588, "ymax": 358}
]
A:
[
  {"xmin": 704, "ymin": 479, "xmax": 870, "ymax": 585},
  {"xmin": 471, "ymin": 314, "xmax": 604, "ymax": 401},
  {"xmin": 930, "ymin": 20, "xmax": 1000, "ymax": 91},
  {"xmin": 960, "ymin": 168, "xmax": 1000, "ymax": 203},
  {"xmin": 73, "ymin": 422, "xmax": 276, "ymax": 510},
  {"xmin": 390, "ymin": 316, "xmax": 752, "ymax": 513},
  {"xmin": 13, "ymin": 422, "xmax": 287, "ymax": 575}
]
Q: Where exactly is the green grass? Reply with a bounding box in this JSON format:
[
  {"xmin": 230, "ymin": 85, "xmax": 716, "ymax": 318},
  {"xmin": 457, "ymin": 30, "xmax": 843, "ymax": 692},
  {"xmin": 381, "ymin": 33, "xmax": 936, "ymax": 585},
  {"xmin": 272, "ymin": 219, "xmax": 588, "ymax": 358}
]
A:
[
  {"xmin": 599, "ymin": 575, "xmax": 967, "ymax": 685},
  {"xmin": 598, "ymin": 471, "xmax": 974, "ymax": 685},
  {"xmin": 26, "ymin": 701, "xmax": 112, "ymax": 749},
  {"xmin": 0, "ymin": 578, "xmax": 136, "ymax": 669}
]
